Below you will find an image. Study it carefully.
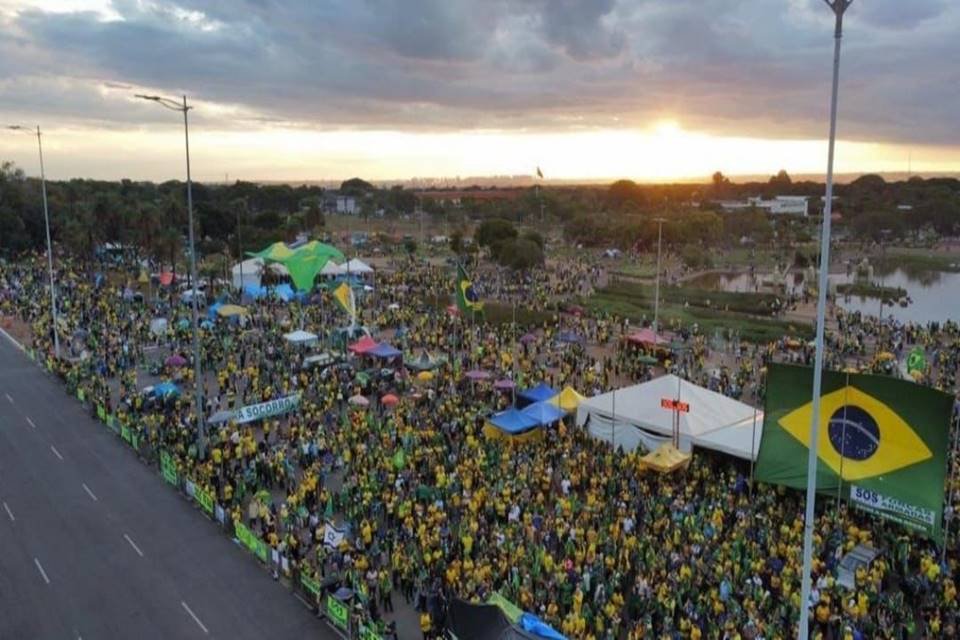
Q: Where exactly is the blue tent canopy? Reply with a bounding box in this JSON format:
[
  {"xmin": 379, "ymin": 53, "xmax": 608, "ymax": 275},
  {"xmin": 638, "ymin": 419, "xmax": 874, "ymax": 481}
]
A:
[
  {"xmin": 207, "ymin": 302, "xmax": 222, "ymax": 319},
  {"xmin": 518, "ymin": 382, "xmax": 558, "ymax": 404},
  {"xmin": 521, "ymin": 401, "xmax": 567, "ymax": 426},
  {"xmin": 489, "ymin": 408, "xmax": 539, "ymax": 434},
  {"xmin": 369, "ymin": 342, "xmax": 402, "ymax": 359}
]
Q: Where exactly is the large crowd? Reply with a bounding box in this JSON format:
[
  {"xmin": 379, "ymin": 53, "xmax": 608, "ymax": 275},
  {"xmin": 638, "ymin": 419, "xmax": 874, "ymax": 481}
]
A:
[{"xmin": 1, "ymin": 247, "xmax": 959, "ymax": 639}]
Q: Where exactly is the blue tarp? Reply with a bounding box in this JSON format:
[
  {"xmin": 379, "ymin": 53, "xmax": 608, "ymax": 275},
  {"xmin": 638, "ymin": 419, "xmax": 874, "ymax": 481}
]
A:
[
  {"xmin": 519, "ymin": 613, "xmax": 566, "ymax": 640},
  {"xmin": 518, "ymin": 382, "xmax": 558, "ymax": 404},
  {"xmin": 369, "ymin": 342, "xmax": 402, "ymax": 359},
  {"xmin": 272, "ymin": 283, "xmax": 296, "ymax": 302},
  {"xmin": 244, "ymin": 283, "xmax": 268, "ymax": 299},
  {"xmin": 152, "ymin": 381, "xmax": 180, "ymax": 398},
  {"xmin": 207, "ymin": 302, "xmax": 222, "ymax": 319},
  {"xmin": 521, "ymin": 401, "xmax": 567, "ymax": 426},
  {"xmin": 488, "ymin": 408, "xmax": 539, "ymax": 434}
]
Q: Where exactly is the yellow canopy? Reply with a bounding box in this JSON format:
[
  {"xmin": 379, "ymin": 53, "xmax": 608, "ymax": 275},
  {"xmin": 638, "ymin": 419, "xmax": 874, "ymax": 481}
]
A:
[
  {"xmin": 483, "ymin": 421, "xmax": 543, "ymax": 443},
  {"xmin": 877, "ymin": 351, "xmax": 895, "ymax": 362},
  {"xmin": 549, "ymin": 386, "xmax": 586, "ymax": 412},
  {"xmin": 639, "ymin": 443, "xmax": 691, "ymax": 474},
  {"xmin": 416, "ymin": 370, "xmax": 434, "ymax": 382},
  {"xmin": 217, "ymin": 304, "xmax": 249, "ymax": 318}
]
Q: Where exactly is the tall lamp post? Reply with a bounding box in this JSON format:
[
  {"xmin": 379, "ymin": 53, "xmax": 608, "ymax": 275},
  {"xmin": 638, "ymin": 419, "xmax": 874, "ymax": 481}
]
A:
[
  {"xmin": 652, "ymin": 217, "xmax": 666, "ymax": 336},
  {"xmin": 798, "ymin": 2, "xmax": 853, "ymax": 638},
  {"xmin": 135, "ymin": 94, "xmax": 206, "ymax": 458},
  {"xmin": 7, "ymin": 125, "xmax": 60, "ymax": 358}
]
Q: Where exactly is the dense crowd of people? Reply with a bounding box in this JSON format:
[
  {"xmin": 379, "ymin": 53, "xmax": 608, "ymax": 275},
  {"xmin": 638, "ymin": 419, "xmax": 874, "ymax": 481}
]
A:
[{"xmin": 1, "ymin": 247, "xmax": 959, "ymax": 639}]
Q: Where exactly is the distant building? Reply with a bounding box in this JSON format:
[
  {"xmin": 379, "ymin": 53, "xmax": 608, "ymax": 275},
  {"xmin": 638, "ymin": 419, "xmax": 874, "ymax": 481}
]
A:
[
  {"xmin": 718, "ymin": 195, "xmax": 809, "ymax": 216},
  {"xmin": 322, "ymin": 192, "xmax": 359, "ymax": 215}
]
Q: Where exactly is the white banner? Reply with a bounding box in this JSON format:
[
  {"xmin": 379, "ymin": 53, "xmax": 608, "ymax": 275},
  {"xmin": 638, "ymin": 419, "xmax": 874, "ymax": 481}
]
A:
[
  {"xmin": 323, "ymin": 522, "xmax": 346, "ymax": 549},
  {"xmin": 234, "ymin": 394, "xmax": 301, "ymax": 424}
]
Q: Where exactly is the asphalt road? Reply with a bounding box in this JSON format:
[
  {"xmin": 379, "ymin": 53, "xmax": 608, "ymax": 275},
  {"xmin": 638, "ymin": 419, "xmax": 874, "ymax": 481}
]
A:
[{"xmin": 0, "ymin": 333, "xmax": 331, "ymax": 640}]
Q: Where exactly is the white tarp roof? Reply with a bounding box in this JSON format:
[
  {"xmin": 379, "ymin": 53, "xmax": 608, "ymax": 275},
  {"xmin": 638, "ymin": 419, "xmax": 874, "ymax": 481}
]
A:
[
  {"xmin": 343, "ymin": 258, "xmax": 374, "ymax": 274},
  {"xmin": 231, "ymin": 258, "xmax": 289, "ymax": 289},
  {"xmin": 576, "ymin": 374, "xmax": 763, "ymax": 460},
  {"xmin": 283, "ymin": 329, "xmax": 319, "ymax": 344},
  {"xmin": 320, "ymin": 261, "xmax": 344, "ymax": 276}
]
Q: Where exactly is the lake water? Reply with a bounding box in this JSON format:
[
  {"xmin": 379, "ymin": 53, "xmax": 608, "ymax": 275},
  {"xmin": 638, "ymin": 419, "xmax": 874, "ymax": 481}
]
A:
[
  {"xmin": 835, "ymin": 268, "xmax": 960, "ymax": 325},
  {"xmin": 687, "ymin": 269, "xmax": 960, "ymax": 324}
]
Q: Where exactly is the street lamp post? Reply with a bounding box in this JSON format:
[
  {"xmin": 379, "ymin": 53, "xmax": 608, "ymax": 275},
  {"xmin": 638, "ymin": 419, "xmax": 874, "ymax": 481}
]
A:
[
  {"xmin": 652, "ymin": 217, "xmax": 666, "ymax": 336},
  {"xmin": 798, "ymin": 2, "xmax": 853, "ymax": 639},
  {"xmin": 7, "ymin": 125, "xmax": 60, "ymax": 358},
  {"xmin": 135, "ymin": 94, "xmax": 206, "ymax": 458}
]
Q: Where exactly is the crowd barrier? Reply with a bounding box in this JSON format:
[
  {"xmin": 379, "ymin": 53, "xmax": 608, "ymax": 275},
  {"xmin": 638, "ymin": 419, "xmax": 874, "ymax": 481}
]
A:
[{"xmin": 31, "ymin": 350, "xmax": 393, "ymax": 640}]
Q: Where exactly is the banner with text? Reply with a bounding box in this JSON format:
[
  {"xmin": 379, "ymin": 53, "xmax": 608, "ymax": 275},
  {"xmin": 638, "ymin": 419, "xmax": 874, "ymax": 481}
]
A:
[{"xmin": 234, "ymin": 394, "xmax": 301, "ymax": 424}]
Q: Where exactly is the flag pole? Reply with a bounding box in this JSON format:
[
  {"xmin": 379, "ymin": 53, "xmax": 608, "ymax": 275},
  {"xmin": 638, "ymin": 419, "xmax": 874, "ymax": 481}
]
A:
[
  {"xmin": 749, "ymin": 406, "xmax": 758, "ymax": 497},
  {"xmin": 799, "ymin": 3, "xmax": 852, "ymax": 638},
  {"xmin": 943, "ymin": 410, "xmax": 960, "ymax": 564}
]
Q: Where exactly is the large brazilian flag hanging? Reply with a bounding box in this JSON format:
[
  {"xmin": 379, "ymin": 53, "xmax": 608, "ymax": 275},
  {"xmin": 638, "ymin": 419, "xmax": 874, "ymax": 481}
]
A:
[{"xmin": 756, "ymin": 363, "xmax": 953, "ymax": 542}]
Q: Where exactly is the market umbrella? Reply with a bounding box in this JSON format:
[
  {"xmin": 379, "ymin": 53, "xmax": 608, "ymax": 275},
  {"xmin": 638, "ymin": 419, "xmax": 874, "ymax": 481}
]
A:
[
  {"xmin": 165, "ymin": 354, "xmax": 187, "ymax": 367},
  {"xmin": 519, "ymin": 333, "xmax": 538, "ymax": 345},
  {"xmin": 416, "ymin": 371, "xmax": 434, "ymax": 382},
  {"xmin": 355, "ymin": 371, "xmax": 371, "ymax": 385},
  {"xmin": 217, "ymin": 304, "xmax": 249, "ymax": 318},
  {"xmin": 465, "ymin": 369, "xmax": 492, "ymax": 381},
  {"xmin": 349, "ymin": 394, "xmax": 369, "ymax": 407},
  {"xmin": 381, "ymin": 393, "xmax": 399, "ymax": 407},
  {"xmin": 493, "ymin": 379, "xmax": 516, "ymax": 391},
  {"xmin": 638, "ymin": 355, "xmax": 658, "ymax": 365}
]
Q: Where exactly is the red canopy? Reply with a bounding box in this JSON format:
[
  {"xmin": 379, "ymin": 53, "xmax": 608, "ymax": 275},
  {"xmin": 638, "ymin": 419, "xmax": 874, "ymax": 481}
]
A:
[
  {"xmin": 626, "ymin": 328, "xmax": 668, "ymax": 346},
  {"xmin": 159, "ymin": 272, "xmax": 174, "ymax": 286},
  {"xmin": 348, "ymin": 335, "xmax": 379, "ymax": 354}
]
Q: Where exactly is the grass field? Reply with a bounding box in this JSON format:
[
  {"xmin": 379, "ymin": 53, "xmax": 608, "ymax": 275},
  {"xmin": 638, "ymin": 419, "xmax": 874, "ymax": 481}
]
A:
[
  {"xmin": 876, "ymin": 249, "xmax": 960, "ymax": 274},
  {"xmin": 585, "ymin": 283, "xmax": 811, "ymax": 342}
]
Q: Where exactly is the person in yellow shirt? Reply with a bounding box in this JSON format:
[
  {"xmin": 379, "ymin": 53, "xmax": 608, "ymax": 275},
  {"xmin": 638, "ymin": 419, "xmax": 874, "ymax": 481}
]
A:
[{"xmin": 419, "ymin": 611, "xmax": 431, "ymax": 639}]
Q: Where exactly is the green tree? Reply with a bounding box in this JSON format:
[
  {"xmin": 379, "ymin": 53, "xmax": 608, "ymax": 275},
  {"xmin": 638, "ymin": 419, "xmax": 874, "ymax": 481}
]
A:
[
  {"xmin": 475, "ymin": 218, "xmax": 517, "ymax": 250},
  {"xmin": 496, "ymin": 237, "xmax": 544, "ymax": 270}
]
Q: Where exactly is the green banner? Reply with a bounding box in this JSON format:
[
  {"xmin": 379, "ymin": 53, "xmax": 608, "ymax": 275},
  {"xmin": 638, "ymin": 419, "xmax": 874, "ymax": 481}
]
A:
[
  {"xmin": 131, "ymin": 432, "xmax": 140, "ymax": 451},
  {"xmin": 28, "ymin": 349, "xmax": 35, "ymax": 361},
  {"xmin": 301, "ymin": 573, "xmax": 322, "ymax": 598},
  {"xmin": 235, "ymin": 521, "xmax": 253, "ymax": 547},
  {"xmin": 358, "ymin": 622, "xmax": 383, "ymax": 640},
  {"xmin": 77, "ymin": 388, "xmax": 85, "ymax": 402},
  {"xmin": 106, "ymin": 415, "xmax": 119, "ymax": 433},
  {"xmin": 160, "ymin": 451, "xmax": 178, "ymax": 486},
  {"xmin": 195, "ymin": 487, "xmax": 214, "ymax": 516},
  {"xmin": 327, "ymin": 596, "xmax": 349, "ymax": 629},
  {"xmin": 235, "ymin": 522, "xmax": 268, "ymax": 562},
  {"xmin": 97, "ymin": 404, "xmax": 106, "ymax": 421},
  {"xmin": 755, "ymin": 364, "xmax": 953, "ymax": 541},
  {"xmin": 121, "ymin": 424, "xmax": 132, "ymax": 443}
]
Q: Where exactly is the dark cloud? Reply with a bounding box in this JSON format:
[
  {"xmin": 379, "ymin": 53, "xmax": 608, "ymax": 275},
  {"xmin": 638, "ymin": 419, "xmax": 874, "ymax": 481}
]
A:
[{"xmin": 0, "ymin": 0, "xmax": 957, "ymax": 144}]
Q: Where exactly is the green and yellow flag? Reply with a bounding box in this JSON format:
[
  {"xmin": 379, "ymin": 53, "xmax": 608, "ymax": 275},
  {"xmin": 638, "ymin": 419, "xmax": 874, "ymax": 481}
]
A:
[
  {"xmin": 332, "ymin": 281, "xmax": 356, "ymax": 322},
  {"xmin": 456, "ymin": 264, "xmax": 483, "ymax": 316},
  {"xmin": 755, "ymin": 363, "xmax": 953, "ymax": 541}
]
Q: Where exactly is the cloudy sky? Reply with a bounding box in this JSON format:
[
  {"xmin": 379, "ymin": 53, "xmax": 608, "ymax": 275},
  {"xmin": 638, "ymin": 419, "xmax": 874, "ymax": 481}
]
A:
[{"xmin": 0, "ymin": 0, "xmax": 958, "ymax": 182}]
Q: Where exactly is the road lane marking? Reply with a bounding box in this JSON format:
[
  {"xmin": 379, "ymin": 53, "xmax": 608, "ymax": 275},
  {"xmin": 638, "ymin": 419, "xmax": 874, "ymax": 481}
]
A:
[
  {"xmin": 34, "ymin": 557, "xmax": 50, "ymax": 584},
  {"xmin": 50, "ymin": 445, "xmax": 64, "ymax": 461},
  {"xmin": 4, "ymin": 393, "xmax": 12, "ymax": 404},
  {"xmin": 2, "ymin": 501, "xmax": 14, "ymax": 521},
  {"xmin": 25, "ymin": 416, "xmax": 36, "ymax": 429},
  {"xmin": 82, "ymin": 483, "xmax": 98, "ymax": 502},
  {"xmin": 123, "ymin": 533, "xmax": 144, "ymax": 557},
  {"xmin": 181, "ymin": 601, "xmax": 209, "ymax": 634}
]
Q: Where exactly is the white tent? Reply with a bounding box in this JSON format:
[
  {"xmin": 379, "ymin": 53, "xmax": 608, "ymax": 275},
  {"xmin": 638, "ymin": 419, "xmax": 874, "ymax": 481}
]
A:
[
  {"xmin": 343, "ymin": 258, "xmax": 374, "ymax": 274},
  {"xmin": 283, "ymin": 330, "xmax": 319, "ymax": 346},
  {"xmin": 231, "ymin": 258, "xmax": 289, "ymax": 290},
  {"xmin": 320, "ymin": 261, "xmax": 345, "ymax": 277},
  {"xmin": 576, "ymin": 375, "xmax": 763, "ymax": 460}
]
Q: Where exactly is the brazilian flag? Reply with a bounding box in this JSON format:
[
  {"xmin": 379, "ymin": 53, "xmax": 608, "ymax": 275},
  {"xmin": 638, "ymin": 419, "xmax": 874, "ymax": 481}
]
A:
[
  {"xmin": 456, "ymin": 263, "xmax": 483, "ymax": 316},
  {"xmin": 755, "ymin": 364, "xmax": 953, "ymax": 541}
]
